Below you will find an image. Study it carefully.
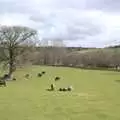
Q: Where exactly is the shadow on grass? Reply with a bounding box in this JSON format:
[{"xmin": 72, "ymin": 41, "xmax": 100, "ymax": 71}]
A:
[
  {"xmin": 46, "ymin": 89, "xmax": 54, "ymax": 91},
  {"xmin": 115, "ymin": 80, "xmax": 120, "ymax": 83},
  {"xmin": 43, "ymin": 65, "xmax": 120, "ymax": 72}
]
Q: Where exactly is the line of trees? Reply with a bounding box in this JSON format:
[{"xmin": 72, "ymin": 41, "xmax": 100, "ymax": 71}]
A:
[{"xmin": 15, "ymin": 47, "xmax": 120, "ymax": 70}]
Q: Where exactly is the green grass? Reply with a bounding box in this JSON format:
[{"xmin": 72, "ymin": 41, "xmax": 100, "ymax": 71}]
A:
[{"xmin": 0, "ymin": 66, "xmax": 120, "ymax": 120}]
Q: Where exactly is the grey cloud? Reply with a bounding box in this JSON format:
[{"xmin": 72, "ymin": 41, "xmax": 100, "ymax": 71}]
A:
[
  {"xmin": 52, "ymin": 0, "xmax": 120, "ymax": 12},
  {"xmin": 28, "ymin": 0, "xmax": 118, "ymax": 12},
  {"xmin": 30, "ymin": 9, "xmax": 103, "ymax": 41},
  {"xmin": 0, "ymin": 1, "xmax": 30, "ymax": 14},
  {"xmin": 86, "ymin": 0, "xmax": 120, "ymax": 12},
  {"xmin": 39, "ymin": 22, "xmax": 103, "ymax": 41},
  {"xmin": 97, "ymin": 0, "xmax": 120, "ymax": 11},
  {"xmin": 0, "ymin": 0, "xmax": 120, "ymax": 16}
]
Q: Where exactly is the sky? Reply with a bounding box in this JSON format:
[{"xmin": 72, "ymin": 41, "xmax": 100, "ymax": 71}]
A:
[{"xmin": 0, "ymin": 0, "xmax": 120, "ymax": 47}]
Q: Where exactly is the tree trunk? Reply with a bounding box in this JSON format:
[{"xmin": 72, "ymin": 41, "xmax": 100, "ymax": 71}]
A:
[{"xmin": 8, "ymin": 48, "xmax": 14, "ymax": 78}]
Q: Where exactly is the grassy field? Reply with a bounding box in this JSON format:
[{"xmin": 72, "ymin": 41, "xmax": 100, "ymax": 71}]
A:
[{"xmin": 0, "ymin": 66, "xmax": 120, "ymax": 120}]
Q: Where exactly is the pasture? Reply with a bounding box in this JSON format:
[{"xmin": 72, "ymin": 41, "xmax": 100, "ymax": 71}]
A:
[{"xmin": 0, "ymin": 66, "xmax": 120, "ymax": 120}]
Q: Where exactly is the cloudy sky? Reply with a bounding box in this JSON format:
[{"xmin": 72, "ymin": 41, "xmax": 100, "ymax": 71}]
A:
[{"xmin": 0, "ymin": 0, "xmax": 120, "ymax": 47}]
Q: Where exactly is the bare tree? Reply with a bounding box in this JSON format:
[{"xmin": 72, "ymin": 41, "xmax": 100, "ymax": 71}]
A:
[{"xmin": 0, "ymin": 25, "xmax": 37, "ymax": 77}]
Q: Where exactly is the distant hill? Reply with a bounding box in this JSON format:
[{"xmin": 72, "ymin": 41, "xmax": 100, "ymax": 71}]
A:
[{"xmin": 106, "ymin": 45, "xmax": 120, "ymax": 48}]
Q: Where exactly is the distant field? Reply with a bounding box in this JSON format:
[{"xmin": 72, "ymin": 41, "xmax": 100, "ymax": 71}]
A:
[{"xmin": 0, "ymin": 66, "xmax": 120, "ymax": 120}]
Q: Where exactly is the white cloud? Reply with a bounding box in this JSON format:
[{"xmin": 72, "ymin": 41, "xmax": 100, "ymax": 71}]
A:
[{"xmin": 0, "ymin": 0, "xmax": 120, "ymax": 47}]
